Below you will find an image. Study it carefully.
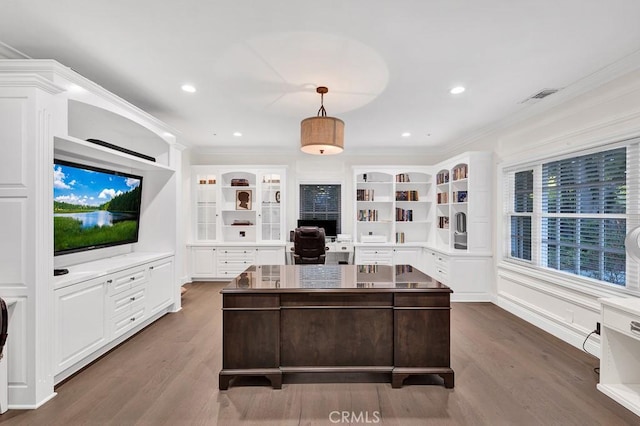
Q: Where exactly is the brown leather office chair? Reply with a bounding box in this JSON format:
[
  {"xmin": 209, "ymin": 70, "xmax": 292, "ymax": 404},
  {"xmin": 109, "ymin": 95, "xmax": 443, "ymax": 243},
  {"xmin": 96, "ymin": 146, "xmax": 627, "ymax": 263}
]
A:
[{"xmin": 292, "ymin": 226, "xmax": 328, "ymax": 264}]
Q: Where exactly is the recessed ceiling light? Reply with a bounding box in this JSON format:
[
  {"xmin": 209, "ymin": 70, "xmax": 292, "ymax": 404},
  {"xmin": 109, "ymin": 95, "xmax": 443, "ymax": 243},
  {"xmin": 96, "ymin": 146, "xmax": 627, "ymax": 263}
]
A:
[
  {"xmin": 402, "ymin": 132, "xmax": 411, "ymax": 137},
  {"xmin": 181, "ymin": 84, "xmax": 196, "ymax": 93},
  {"xmin": 233, "ymin": 132, "xmax": 242, "ymax": 137},
  {"xmin": 450, "ymin": 86, "xmax": 465, "ymax": 95}
]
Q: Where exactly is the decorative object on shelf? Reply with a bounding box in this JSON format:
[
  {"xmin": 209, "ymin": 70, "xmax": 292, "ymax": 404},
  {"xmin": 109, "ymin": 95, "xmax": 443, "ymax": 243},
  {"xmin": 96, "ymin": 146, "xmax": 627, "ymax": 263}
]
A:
[
  {"xmin": 453, "ymin": 190, "xmax": 468, "ymax": 203},
  {"xmin": 275, "ymin": 190, "xmax": 281, "ymax": 203},
  {"xmin": 231, "ymin": 178, "xmax": 249, "ymax": 186},
  {"xmin": 300, "ymin": 86, "xmax": 345, "ymax": 155},
  {"xmin": 236, "ymin": 190, "xmax": 252, "ymax": 210}
]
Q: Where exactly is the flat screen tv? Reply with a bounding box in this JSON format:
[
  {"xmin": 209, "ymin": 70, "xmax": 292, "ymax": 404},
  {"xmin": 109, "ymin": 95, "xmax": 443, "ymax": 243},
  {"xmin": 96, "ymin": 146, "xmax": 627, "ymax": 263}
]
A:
[
  {"xmin": 53, "ymin": 159, "xmax": 143, "ymax": 255},
  {"xmin": 297, "ymin": 219, "xmax": 337, "ymax": 238}
]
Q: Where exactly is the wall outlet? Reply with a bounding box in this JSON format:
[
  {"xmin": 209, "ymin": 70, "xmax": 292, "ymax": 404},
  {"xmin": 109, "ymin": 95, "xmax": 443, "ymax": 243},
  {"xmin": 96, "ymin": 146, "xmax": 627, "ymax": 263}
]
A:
[{"xmin": 596, "ymin": 322, "xmax": 601, "ymax": 335}]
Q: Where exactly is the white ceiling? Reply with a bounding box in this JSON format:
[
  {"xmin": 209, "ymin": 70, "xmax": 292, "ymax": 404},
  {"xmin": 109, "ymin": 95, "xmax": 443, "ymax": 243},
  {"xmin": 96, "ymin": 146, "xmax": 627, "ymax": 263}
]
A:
[{"xmin": 2, "ymin": 1, "xmax": 640, "ymax": 155}]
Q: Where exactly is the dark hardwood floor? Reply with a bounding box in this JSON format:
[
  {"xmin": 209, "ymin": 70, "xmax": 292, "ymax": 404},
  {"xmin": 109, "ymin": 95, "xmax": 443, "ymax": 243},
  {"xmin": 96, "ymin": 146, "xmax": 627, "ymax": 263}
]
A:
[{"xmin": 1, "ymin": 281, "xmax": 637, "ymax": 425}]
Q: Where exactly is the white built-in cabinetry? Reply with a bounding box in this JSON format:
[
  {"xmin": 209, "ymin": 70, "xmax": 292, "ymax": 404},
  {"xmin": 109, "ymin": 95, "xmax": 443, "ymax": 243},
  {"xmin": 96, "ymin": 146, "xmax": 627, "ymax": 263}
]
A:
[
  {"xmin": 598, "ymin": 298, "xmax": 640, "ymax": 416},
  {"xmin": 0, "ymin": 60, "xmax": 181, "ymax": 408},
  {"xmin": 189, "ymin": 166, "xmax": 286, "ymax": 280},
  {"xmin": 353, "ymin": 154, "xmax": 493, "ymax": 301},
  {"xmin": 54, "ymin": 254, "xmax": 174, "ymax": 381}
]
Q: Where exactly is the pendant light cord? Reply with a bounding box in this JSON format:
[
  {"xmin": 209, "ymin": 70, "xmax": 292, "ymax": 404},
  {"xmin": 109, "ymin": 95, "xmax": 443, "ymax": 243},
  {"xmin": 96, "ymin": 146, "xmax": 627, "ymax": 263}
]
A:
[{"xmin": 317, "ymin": 91, "xmax": 327, "ymax": 117}]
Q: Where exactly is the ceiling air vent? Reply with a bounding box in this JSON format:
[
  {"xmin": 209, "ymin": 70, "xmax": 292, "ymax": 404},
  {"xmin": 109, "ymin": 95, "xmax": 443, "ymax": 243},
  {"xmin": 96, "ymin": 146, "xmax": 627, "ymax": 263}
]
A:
[{"xmin": 520, "ymin": 88, "xmax": 560, "ymax": 103}]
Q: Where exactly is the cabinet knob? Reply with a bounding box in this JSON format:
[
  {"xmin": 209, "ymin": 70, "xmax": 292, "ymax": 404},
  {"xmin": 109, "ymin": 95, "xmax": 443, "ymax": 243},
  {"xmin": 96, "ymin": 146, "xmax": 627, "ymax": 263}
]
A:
[
  {"xmin": 107, "ymin": 279, "xmax": 113, "ymax": 284},
  {"xmin": 149, "ymin": 266, "xmax": 154, "ymax": 270},
  {"xmin": 130, "ymin": 297, "xmax": 136, "ymax": 301},
  {"xmin": 130, "ymin": 277, "xmax": 135, "ymax": 281},
  {"xmin": 130, "ymin": 317, "xmax": 135, "ymax": 322}
]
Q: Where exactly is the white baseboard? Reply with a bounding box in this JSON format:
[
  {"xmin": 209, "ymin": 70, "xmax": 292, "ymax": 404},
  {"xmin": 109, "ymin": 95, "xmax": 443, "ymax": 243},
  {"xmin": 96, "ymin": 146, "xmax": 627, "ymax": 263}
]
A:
[
  {"xmin": 496, "ymin": 293, "xmax": 601, "ymax": 358},
  {"xmin": 451, "ymin": 292, "xmax": 492, "ymax": 302}
]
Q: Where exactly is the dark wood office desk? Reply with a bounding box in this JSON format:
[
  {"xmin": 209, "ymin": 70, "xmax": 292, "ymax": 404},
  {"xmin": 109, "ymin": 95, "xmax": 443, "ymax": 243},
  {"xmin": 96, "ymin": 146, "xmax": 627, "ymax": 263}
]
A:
[{"xmin": 219, "ymin": 264, "xmax": 454, "ymax": 390}]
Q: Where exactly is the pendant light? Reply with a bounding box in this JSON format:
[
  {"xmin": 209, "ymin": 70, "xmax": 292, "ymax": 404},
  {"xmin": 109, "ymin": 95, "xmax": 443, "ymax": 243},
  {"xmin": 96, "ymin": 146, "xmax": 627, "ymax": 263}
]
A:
[{"xmin": 300, "ymin": 86, "xmax": 344, "ymax": 155}]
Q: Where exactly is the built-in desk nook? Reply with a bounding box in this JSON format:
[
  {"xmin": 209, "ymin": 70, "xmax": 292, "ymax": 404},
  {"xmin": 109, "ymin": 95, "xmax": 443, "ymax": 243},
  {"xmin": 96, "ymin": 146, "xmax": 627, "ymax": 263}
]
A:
[{"xmin": 219, "ymin": 264, "xmax": 454, "ymax": 390}]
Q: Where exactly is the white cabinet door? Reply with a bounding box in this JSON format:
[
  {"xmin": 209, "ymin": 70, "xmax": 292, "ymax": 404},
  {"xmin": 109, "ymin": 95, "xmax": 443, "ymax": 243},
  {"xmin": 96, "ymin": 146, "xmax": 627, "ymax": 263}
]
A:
[
  {"xmin": 256, "ymin": 247, "xmax": 285, "ymax": 265},
  {"xmin": 54, "ymin": 278, "xmax": 108, "ymax": 374},
  {"xmin": 393, "ymin": 247, "xmax": 421, "ymax": 269},
  {"xmin": 191, "ymin": 246, "xmax": 217, "ymax": 278},
  {"xmin": 147, "ymin": 257, "xmax": 174, "ymax": 316},
  {"xmin": 423, "ymin": 248, "xmax": 437, "ymax": 277}
]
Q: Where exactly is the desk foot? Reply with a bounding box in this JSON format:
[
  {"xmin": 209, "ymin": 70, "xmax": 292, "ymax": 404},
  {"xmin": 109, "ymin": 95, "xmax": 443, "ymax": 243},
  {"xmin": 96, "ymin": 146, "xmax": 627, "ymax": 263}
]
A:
[
  {"xmin": 392, "ymin": 368, "xmax": 455, "ymax": 389},
  {"xmin": 219, "ymin": 369, "xmax": 282, "ymax": 390},
  {"xmin": 439, "ymin": 372, "xmax": 454, "ymax": 389}
]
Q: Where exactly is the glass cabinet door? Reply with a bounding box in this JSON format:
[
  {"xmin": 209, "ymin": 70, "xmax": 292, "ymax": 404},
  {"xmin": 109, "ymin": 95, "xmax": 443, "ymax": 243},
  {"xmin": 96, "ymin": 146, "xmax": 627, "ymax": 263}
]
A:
[
  {"xmin": 261, "ymin": 173, "xmax": 282, "ymax": 241},
  {"xmin": 195, "ymin": 173, "xmax": 217, "ymax": 241}
]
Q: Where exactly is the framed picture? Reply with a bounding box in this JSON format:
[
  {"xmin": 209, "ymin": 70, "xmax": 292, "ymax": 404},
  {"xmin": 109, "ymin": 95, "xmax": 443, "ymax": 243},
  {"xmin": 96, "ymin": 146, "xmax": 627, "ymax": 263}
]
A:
[{"xmin": 236, "ymin": 189, "xmax": 252, "ymax": 210}]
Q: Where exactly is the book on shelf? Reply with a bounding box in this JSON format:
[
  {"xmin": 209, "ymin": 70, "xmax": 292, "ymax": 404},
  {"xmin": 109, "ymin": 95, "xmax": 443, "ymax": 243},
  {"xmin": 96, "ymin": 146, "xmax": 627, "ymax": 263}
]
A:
[
  {"xmin": 436, "ymin": 172, "xmax": 449, "ymax": 185},
  {"xmin": 395, "ymin": 207, "xmax": 413, "ymax": 222},
  {"xmin": 395, "ymin": 190, "xmax": 419, "ymax": 201},
  {"xmin": 358, "ymin": 209, "xmax": 379, "ymax": 221},
  {"xmin": 437, "ymin": 192, "xmax": 449, "ymax": 204},
  {"xmin": 357, "ymin": 189, "xmax": 375, "ymax": 201},
  {"xmin": 395, "ymin": 232, "xmax": 405, "ymax": 243},
  {"xmin": 452, "ymin": 164, "xmax": 468, "ymax": 180},
  {"xmin": 395, "ymin": 173, "xmax": 411, "ymax": 182}
]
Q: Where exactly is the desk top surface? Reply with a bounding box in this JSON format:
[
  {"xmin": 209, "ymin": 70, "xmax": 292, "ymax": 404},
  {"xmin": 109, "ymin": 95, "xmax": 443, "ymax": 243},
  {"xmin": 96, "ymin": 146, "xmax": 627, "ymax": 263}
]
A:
[{"xmin": 222, "ymin": 264, "xmax": 451, "ymax": 293}]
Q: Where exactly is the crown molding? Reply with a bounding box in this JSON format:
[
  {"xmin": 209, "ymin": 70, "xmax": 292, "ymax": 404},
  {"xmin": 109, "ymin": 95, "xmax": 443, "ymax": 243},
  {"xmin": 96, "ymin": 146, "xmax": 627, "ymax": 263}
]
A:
[
  {"xmin": 441, "ymin": 47, "xmax": 640, "ymax": 157},
  {"xmin": 0, "ymin": 73, "xmax": 65, "ymax": 94}
]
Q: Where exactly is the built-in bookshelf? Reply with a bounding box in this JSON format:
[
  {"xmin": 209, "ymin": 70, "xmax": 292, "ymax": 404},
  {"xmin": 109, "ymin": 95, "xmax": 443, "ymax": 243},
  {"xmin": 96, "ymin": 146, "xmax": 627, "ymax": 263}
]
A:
[
  {"xmin": 354, "ymin": 168, "xmax": 432, "ymax": 244},
  {"xmin": 191, "ymin": 166, "xmax": 286, "ymax": 243},
  {"xmin": 433, "ymin": 153, "xmax": 492, "ymax": 252}
]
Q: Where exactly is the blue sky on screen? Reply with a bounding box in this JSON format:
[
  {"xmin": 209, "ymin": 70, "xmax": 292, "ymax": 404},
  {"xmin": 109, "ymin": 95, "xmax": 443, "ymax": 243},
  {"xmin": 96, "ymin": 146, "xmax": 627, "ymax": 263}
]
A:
[{"xmin": 53, "ymin": 164, "xmax": 140, "ymax": 207}]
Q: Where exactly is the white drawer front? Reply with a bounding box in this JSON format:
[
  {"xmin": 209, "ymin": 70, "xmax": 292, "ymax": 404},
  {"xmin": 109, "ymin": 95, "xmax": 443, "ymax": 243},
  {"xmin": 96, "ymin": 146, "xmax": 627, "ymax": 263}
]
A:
[
  {"xmin": 111, "ymin": 307, "xmax": 146, "ymax": 340},
  {"xmin": 110, "ymin": 287, "xmax": 146, "ymax": 318},
  {"xmin": 218, "ymin": 262, "xmax": 251, "ymax": 276},
  {"xmin": 109, "ymin": 267, "xmax": 148, "ymax": 296},
  {"xmin": 604, "ymin": 306, "xmax": 640, "ymax": 342},
  {"xmin": 357, "ymin": 248, "xmax": 393, "ymax": 265},
  {"xmin": 219, "ymin": 248, "xmax": 257, "ymax": 261}
]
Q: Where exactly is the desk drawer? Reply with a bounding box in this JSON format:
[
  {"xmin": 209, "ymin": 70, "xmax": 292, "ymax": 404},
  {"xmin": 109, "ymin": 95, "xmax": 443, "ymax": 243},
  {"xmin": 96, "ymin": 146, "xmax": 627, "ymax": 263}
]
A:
[
  {"xmin": 281, "ymin": 292, "xmax": 393, "ymax": 307},
  {"xmin": 395, "ymin": 293, "xmax": 450, "ymax": 308},
  {"xmin": 603, "ymin": 305, "xmax": 640, "ymax": 342},
  {"xmin": 223, "ymin": 294, "xmax": 279, "ymax": 309}
]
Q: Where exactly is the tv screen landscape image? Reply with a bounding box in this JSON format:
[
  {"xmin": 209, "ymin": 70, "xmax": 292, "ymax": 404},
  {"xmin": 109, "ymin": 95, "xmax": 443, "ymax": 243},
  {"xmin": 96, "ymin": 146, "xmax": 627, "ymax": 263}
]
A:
[{"xmin": 53, "ymin": 159, "xmax": 143, "ymax": 255}]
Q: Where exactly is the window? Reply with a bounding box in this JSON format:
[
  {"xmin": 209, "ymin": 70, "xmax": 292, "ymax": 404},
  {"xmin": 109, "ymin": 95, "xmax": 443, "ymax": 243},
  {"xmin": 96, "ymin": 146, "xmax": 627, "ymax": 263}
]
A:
[
  {"xmin": 299, "ymin": 184, "xmax": 341, "ymax": 234},
  {"xmin": 510, "ymin": 170, "xmax": 533, "ymax": 261},
  {"xmin": 505, "ymin": 144, "xmax": 635, "ymax": 288}
]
